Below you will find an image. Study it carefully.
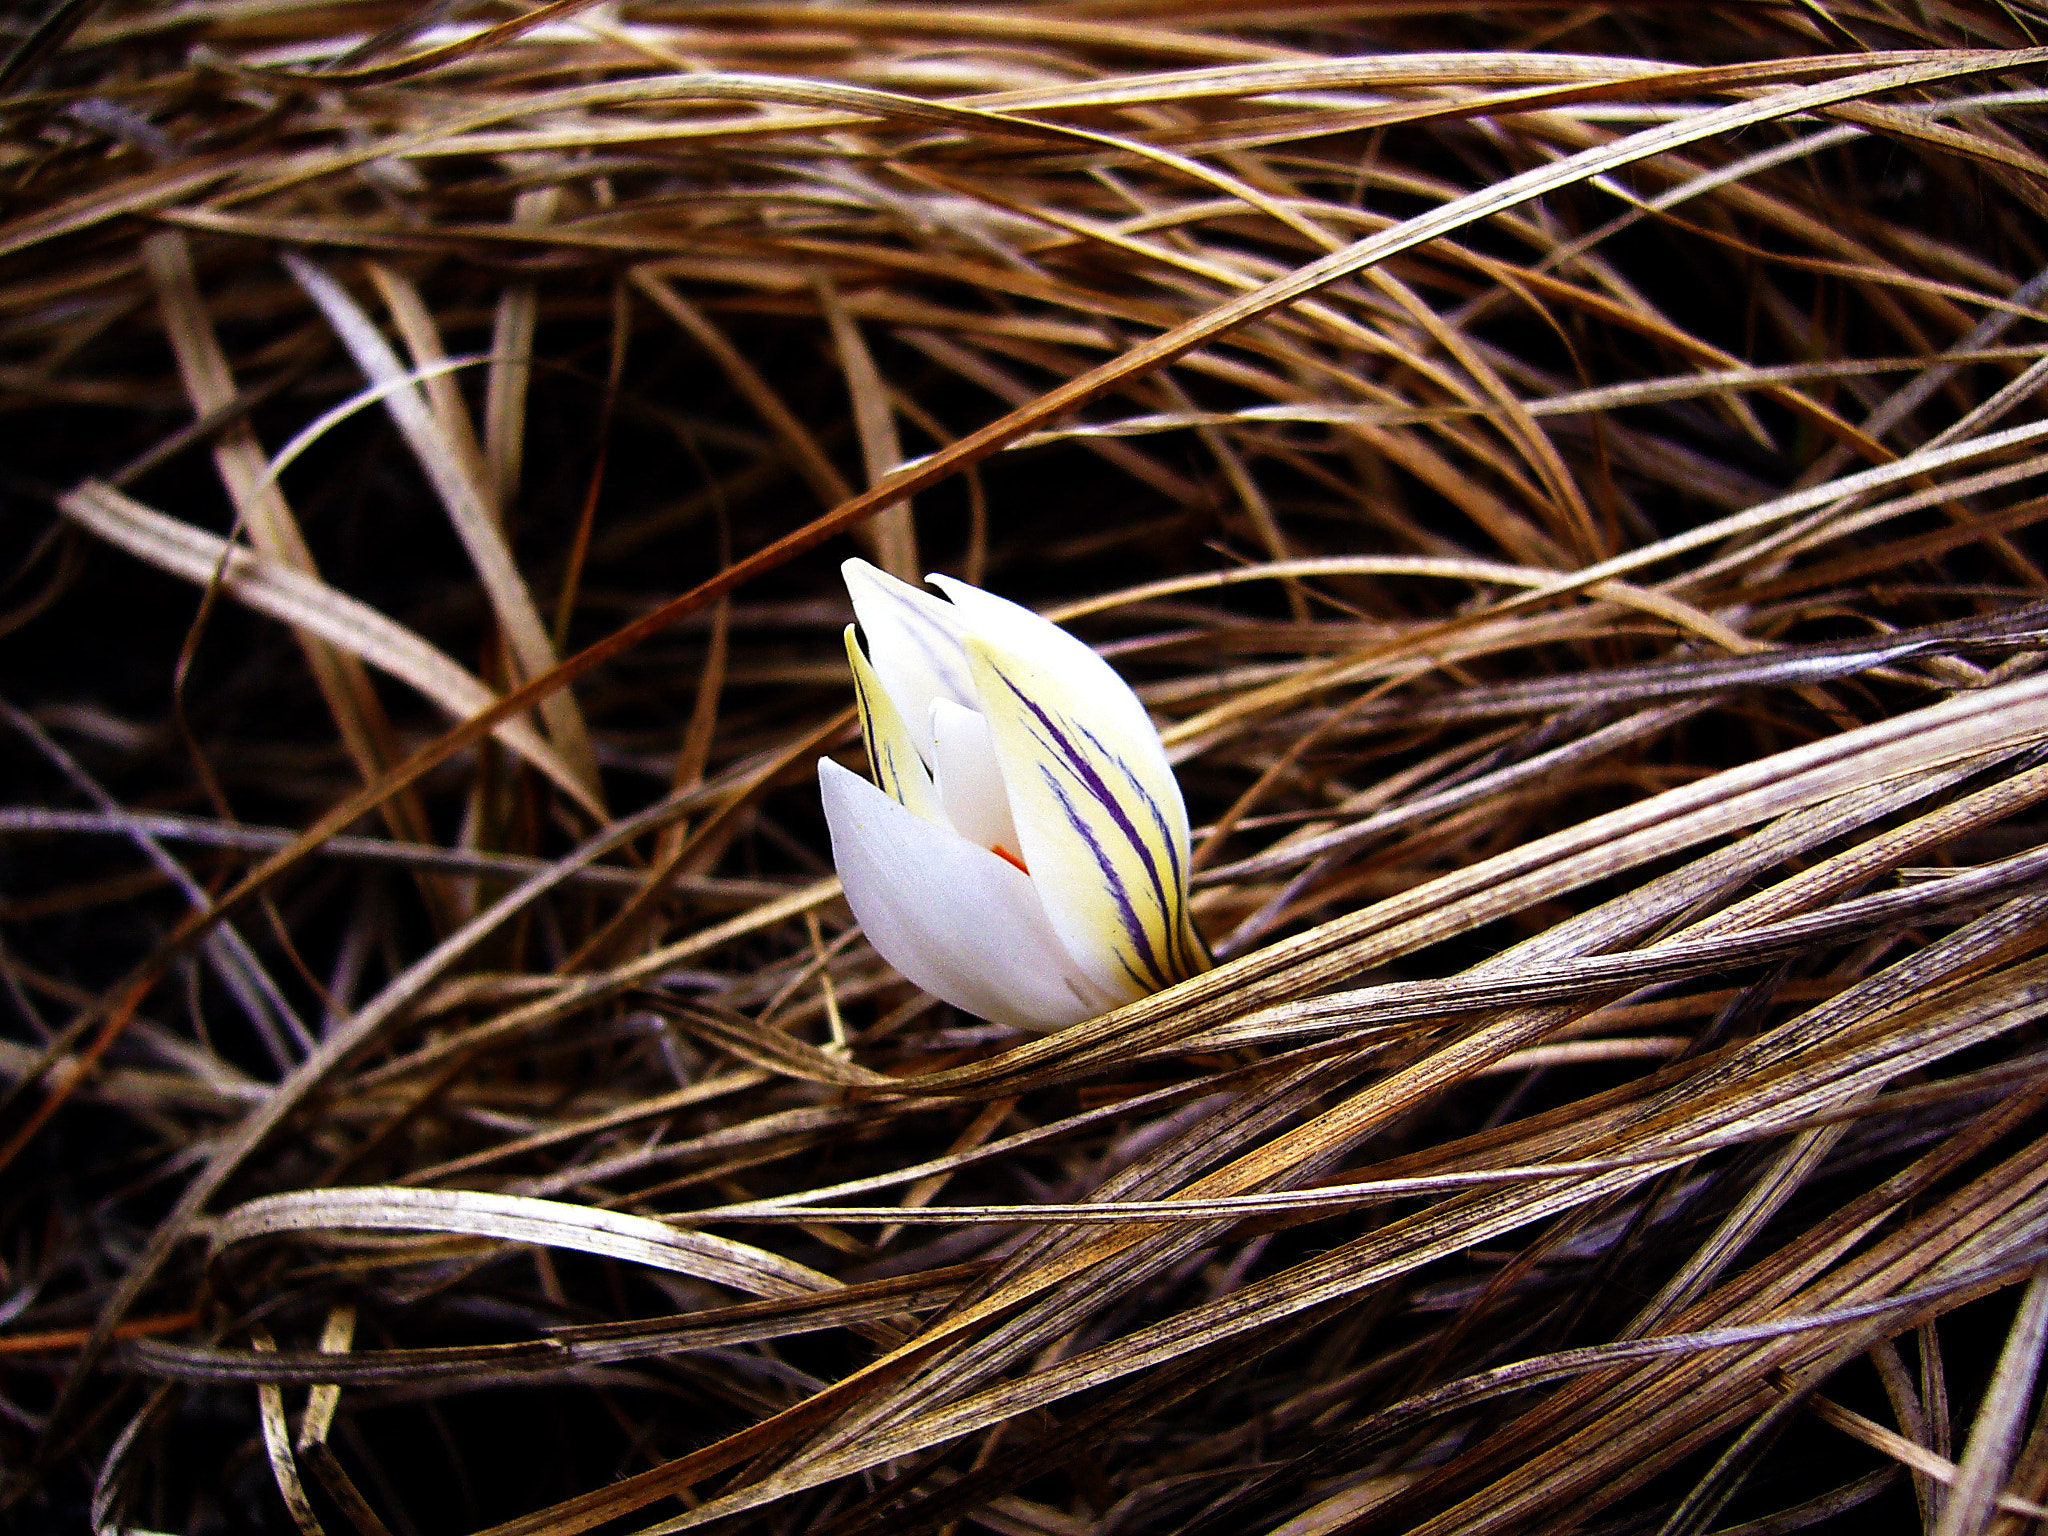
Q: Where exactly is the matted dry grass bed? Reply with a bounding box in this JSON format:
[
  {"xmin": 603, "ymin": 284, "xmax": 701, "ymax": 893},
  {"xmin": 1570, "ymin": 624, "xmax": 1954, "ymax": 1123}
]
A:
[{"xmin": 4, "ymin": 3, "xmax": 2048, "ymax": 1532}]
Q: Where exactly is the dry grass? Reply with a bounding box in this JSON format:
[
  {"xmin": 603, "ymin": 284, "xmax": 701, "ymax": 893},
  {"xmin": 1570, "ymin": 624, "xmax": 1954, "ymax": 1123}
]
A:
[{"xmin": 4, "ymin": 2, "xmax": 2048, "ymax": 1532}]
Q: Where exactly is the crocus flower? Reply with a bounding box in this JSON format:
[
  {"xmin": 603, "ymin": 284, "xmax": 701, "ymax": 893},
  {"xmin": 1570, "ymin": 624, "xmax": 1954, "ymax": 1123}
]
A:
[{"xmin": 818, "ymin": 559, "xmax": 1209, "ymax": 1032}]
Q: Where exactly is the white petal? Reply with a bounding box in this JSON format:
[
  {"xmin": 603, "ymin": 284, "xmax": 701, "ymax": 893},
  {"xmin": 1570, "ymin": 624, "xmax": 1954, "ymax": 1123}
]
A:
[
  {"xmin": 842, "ymin": 558, "xmax": 974, "ymax": 763},
  {"xmin": 962, "ymin": 635, "xmax": 1206, "ymax": 1005},
  {"xmin": 818, "ymin": 759, "xmax": 1116, "ymax": 1032},
  {"xmin": 929, "ymin": 699, "xmax": 1021, "ymax": 862},
  {"xmin": 843, "ymin": 625, "xmax": 942, "ymax": 824}
]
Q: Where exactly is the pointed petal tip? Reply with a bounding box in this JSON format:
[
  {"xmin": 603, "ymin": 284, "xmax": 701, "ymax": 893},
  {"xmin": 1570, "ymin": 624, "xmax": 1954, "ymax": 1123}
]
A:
[
  {"xmin": 842, "ymin": 555, "xmax": 920, "ymax": 599},
  {"xmin": 817, "ymin": 752, "xmax": 858, "ymax": 798}
]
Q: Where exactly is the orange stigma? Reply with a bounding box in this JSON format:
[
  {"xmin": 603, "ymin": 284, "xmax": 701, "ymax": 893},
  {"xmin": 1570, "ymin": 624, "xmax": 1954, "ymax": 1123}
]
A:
[{"xmin": 990, "ymin": 844, "xmax": 1029, "ymax": 874}]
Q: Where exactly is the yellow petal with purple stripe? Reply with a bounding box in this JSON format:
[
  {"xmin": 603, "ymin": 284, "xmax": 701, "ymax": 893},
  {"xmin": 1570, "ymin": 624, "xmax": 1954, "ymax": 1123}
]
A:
[
  {"xmin": 962, "ymin": 634, "xmax": 1206, "ymax": 1006},
  {"xmin": 844, "ymin": 625, "xmax": 941, "ymax": 823}
]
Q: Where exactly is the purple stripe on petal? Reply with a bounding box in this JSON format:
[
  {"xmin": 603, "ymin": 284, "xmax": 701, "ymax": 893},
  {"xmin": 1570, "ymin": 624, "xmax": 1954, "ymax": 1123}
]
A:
[
  {"xmin": 1037, "ymin": 763, "xmax": 1165, "ymax": 993},
  {"xmin": 987, "ymin": 663, "xmax": 1186, "ymax": 987}
]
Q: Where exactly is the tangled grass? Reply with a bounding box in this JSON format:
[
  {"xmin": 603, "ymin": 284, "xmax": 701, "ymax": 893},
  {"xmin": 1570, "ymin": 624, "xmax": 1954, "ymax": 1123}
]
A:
[{"xmin": 4, "ymin": 2, "xmax": 2048, "ymax": 1532}]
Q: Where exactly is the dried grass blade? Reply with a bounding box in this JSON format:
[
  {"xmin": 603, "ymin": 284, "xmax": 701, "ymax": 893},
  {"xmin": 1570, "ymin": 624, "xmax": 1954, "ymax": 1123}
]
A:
[
  {"xmin": 56, "ymin": 480, "xmax": 600, "ymax": 816},
  {"xmin": 482, "ymin": 188, "xmax": 559, "ymax": 512},
  {"xmin": 0, "ymin": 158, "xmax": 231, "ymax": 261},
  {"xmin": 251, "ymin": 1331, "xmax": 327, "ymax": 1536},
  {"xmin": 209, "ymin": 1186, "xmax": 847, "ymax": 1302},
  {"xmin": 1932, "ymin": 1269, "xmax": 2048, "ymax": 1536},
  {"xmin": 141, "ymin": 230, "xmax": 453, "ymax": 865},
  {"xmin": 282, "ymin": 253, "xmax": 602, "ymax": 805},
  {"xmin": 29, "ymin": 775, "xmax": 712, "ymax": 1432},
  {"xmin": 819, "ymin": 275, "xmax": 918, "ymax": 578}
]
